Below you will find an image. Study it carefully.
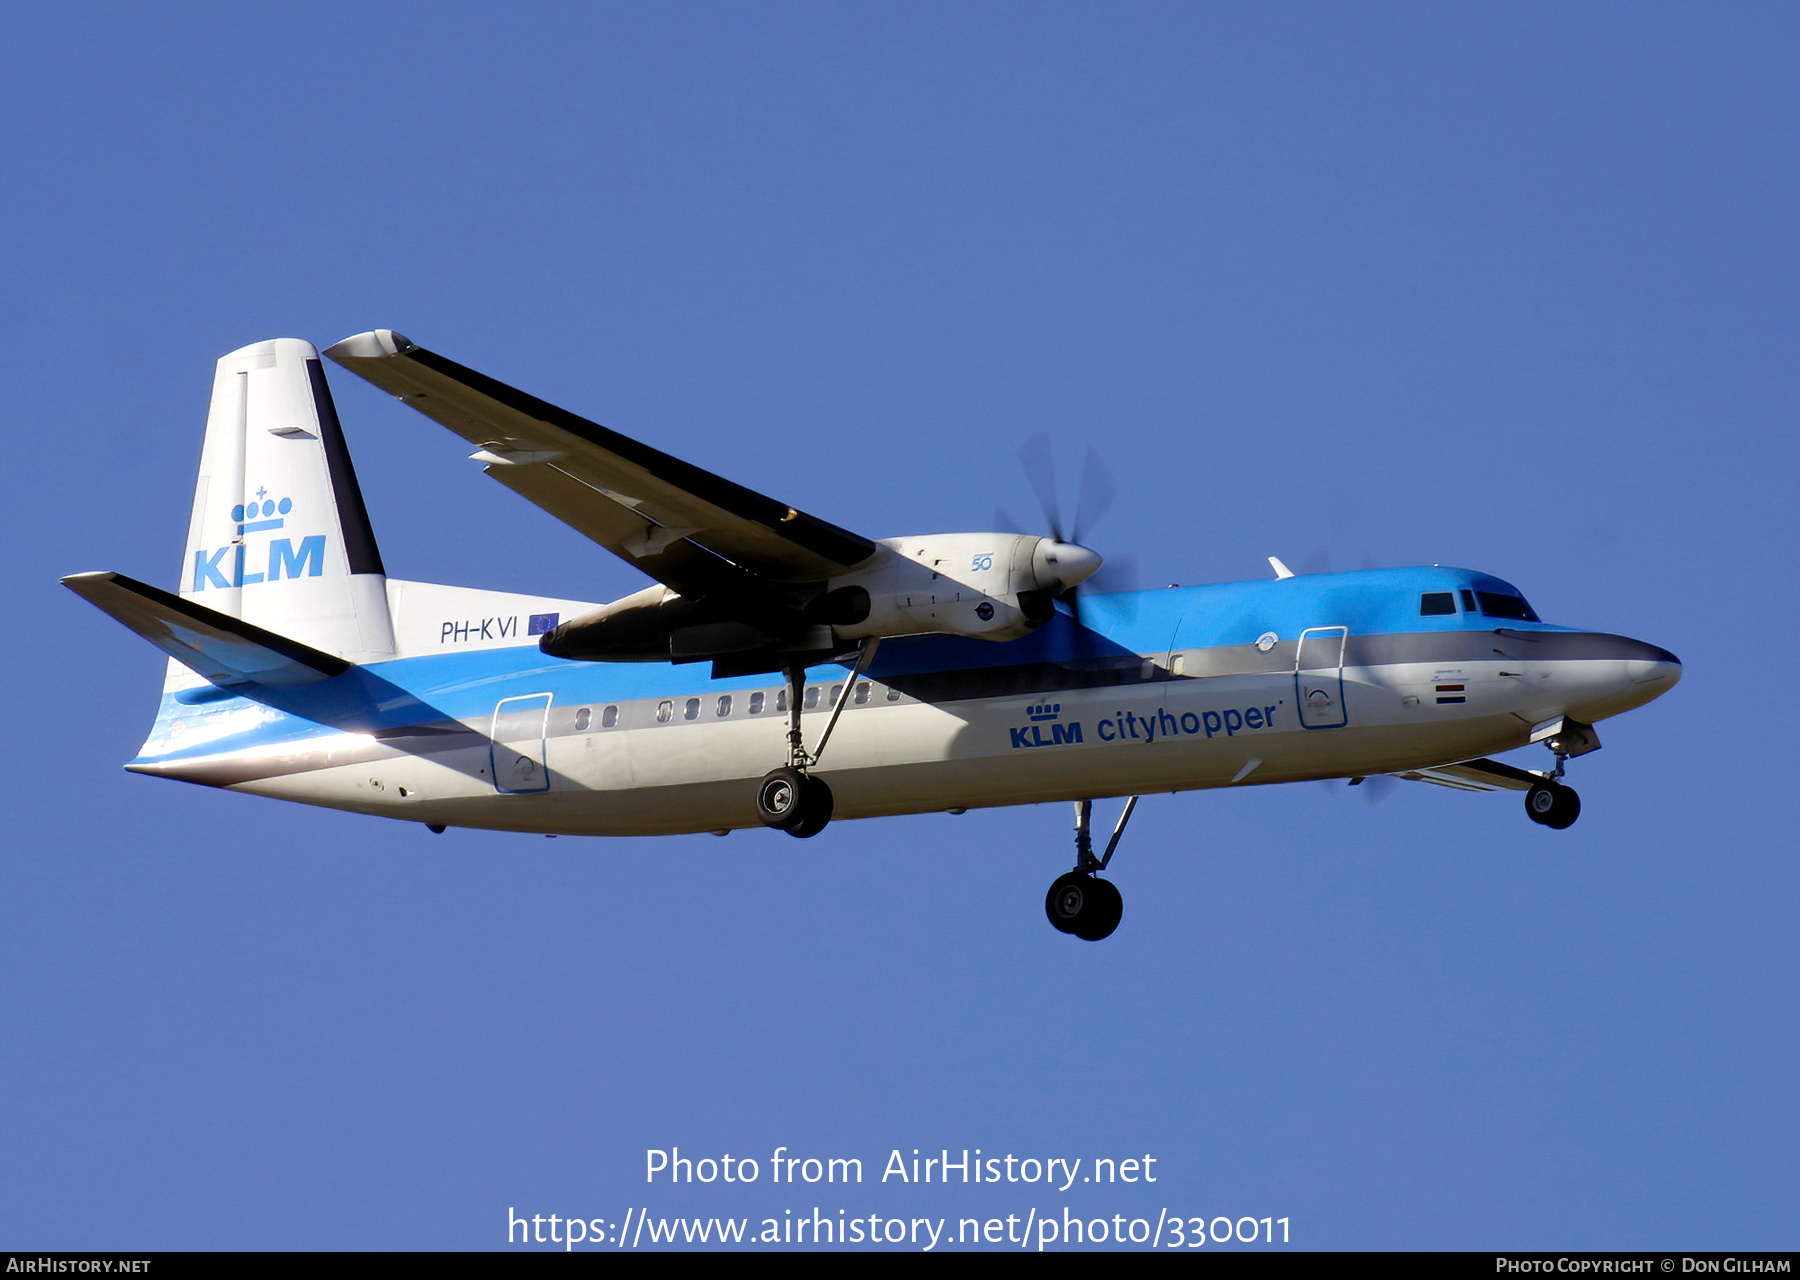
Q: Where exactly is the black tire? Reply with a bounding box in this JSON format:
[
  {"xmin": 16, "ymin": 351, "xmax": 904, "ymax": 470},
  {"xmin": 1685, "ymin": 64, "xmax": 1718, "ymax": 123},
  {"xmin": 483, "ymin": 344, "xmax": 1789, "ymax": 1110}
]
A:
[
  {"xmin": 1526, "ymin": 781, "xmax": 1581, "ymax": 830},
  {"xmin": 785, "ymin": 776, "xmax": 835, "ymax": 839},
  {"xmin": 1045, "ymin": 872, "xmax": 1088, "ymax": 933},
  {"xmin": 1543, "ymin": 784, "xmax": 1580, "ymax": 829},
  {"xmin": 1045, "ymin": 872, "xmax": 1123, "ymax": 940},
  {"xmin": 756, "ymin": 767, "xmax": 809, "ymax": 830},
  {"xmin": 1525, "ymin": 782, "xmax": 1555, "ymax": 825},
  {"xmin": 1071, "ymin": 876, "xmax": 1123, "ymax": 941}
]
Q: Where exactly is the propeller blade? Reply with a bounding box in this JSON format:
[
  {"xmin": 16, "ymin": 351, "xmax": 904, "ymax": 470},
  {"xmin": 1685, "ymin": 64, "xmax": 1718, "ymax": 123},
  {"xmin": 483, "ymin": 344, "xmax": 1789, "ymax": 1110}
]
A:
[
  {"xmin": 1086, "ymin": 553, "xmax": 1139, "ymax": 596},
  {"xmin": 1345, "ymin": 774, "xmax": 1400, "ymax": 804},
  {"xmin": 1060, "ymin": 586, "xmax": 1082, "ymax": 631},
  {"xmin": 1066, "ymin": 556, "xmax": 1133, "ymax": 625},
  {"xmin": 1360, "ymin": 774, "xmax": 1400, "ymax": 804},
  {"xmin": 1071, "ymin": 446, "xmax": 1117, "ymax": 545},
  {"xmin": 1019, "ymin": 433, "xmax": 1063, "ymax": 542}
]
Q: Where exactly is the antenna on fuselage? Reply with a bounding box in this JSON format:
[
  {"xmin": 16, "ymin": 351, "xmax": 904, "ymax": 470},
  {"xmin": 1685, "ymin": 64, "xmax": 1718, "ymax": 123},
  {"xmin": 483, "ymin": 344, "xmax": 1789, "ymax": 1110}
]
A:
[{"xmin": 1268, "ymin": 556, "xmax": 1296, "ymax": 579}]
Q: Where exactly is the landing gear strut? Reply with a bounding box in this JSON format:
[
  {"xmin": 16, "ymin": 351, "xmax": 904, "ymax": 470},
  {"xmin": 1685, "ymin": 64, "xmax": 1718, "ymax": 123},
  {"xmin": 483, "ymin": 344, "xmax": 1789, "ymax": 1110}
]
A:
[
  {"xmin": 754, "ymin": 641, "xmax": 878, "ymax": 840},
  {"xmin": 1045, "ymin": 797, "xmax": 1137, "ymax": 940},
  {"xmin": 1525, "ymin": 739, "xmax": 1581, "ymax": 830}
]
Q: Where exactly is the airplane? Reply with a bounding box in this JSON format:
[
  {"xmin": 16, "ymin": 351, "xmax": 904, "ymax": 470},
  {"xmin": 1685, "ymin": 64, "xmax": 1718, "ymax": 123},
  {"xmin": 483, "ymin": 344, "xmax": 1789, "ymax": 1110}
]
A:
[{"xmin": 63, "ymin": 333, "xmax": 1683, "ymax": 941}]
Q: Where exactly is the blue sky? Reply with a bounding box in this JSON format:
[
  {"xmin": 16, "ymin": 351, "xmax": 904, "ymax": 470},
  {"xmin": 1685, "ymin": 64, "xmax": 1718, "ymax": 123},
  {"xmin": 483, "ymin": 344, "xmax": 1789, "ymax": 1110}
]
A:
[{"xmin": 2, "ymin": 2, "xmax": 1794, "ymax": 1250}]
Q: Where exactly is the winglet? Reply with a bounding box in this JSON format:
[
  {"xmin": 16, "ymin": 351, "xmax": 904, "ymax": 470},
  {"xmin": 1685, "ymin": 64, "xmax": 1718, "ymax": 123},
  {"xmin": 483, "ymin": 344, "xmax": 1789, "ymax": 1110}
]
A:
[
  {"xmin": 1268, "ymin": 556, "xmax": 1295, "ymax": 579},
  {"xmin": 62, "ymin": 571, "xmax": 349, "ymax": 688}
]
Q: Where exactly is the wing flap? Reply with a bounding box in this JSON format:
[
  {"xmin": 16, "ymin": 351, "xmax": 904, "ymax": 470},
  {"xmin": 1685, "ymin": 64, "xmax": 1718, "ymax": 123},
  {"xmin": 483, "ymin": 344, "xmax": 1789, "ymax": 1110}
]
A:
[
  {"xmin": 479, "ymin": 458, "xmax": 764, "ymax": 602},
  {"xmin": 63, "ymin": 571, "xmax": 349, "ymax": 688},
  {"xmin": 323, "ymin": 331, "xmax": 877, "ymax": 583},
  {"xmin": 1393, "ymin": 756, "xmax": 1547, "ymax": 792}
]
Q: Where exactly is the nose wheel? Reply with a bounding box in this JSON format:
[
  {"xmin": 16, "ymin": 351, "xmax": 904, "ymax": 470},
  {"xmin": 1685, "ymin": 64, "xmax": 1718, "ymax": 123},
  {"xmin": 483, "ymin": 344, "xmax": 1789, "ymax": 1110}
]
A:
[
  {"xmin": 1525, "ymin": 780, "xmax": 1580, "ymax": 829},
  {"xmin": 1043, "ymin": 797, "xmax": 1138, "ymax": 940}
]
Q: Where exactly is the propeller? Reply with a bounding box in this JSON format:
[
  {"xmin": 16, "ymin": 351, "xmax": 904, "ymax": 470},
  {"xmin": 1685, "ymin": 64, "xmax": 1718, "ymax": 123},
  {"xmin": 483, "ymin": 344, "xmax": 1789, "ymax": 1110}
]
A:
[{"xmin": 1003, "ymin": 435, "xmax": 1138, "ymax": 627}]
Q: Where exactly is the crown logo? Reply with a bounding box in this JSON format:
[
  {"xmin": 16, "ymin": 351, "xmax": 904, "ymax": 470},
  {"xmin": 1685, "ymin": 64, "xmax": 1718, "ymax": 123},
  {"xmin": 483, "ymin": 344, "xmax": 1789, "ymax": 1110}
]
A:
[
  {"xmin": 1026, "ymin": 702, "xmax": 1061, "ymax": 722},
  {"xmin": 233, "ymin": 489, "xmax": 293, "ymax": 534}
]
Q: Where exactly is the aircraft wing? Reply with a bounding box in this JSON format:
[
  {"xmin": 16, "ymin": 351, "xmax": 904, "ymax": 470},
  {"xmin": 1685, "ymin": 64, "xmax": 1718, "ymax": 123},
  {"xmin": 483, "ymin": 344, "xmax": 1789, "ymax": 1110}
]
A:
[
  {"xmin": 1391, "ymin": 756, "xmax": 1547, "ymax": 792},
  {"xmin": 323, "ymin": 331, "xmax": 877, "ymax": 591}
]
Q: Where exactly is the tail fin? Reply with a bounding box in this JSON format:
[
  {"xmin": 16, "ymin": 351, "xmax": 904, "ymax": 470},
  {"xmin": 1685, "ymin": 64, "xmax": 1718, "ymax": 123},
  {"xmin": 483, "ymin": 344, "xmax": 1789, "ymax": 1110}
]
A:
[{"xmin": 180, "ymin": 338, "xmax": 395, "ymax": 667}]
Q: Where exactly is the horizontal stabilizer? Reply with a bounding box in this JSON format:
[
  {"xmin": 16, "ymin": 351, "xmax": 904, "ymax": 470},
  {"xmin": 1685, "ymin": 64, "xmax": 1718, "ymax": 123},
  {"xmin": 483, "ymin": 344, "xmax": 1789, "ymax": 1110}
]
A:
[
  {"xmin": 63, "ymin": 571, "xmax": 349, "ymax": 688},
  {"xmin": 1392, "ymin": 756, "xmax": 1546, "ymax": 793}
]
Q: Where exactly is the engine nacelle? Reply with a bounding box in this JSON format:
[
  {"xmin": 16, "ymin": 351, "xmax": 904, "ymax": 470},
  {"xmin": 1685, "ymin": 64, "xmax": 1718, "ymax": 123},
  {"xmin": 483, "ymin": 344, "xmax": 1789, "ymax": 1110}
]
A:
[
  {"xmin": 831, "ymin": 533, "xmax": 1100, "ymax": 642},
  {"xmin": 539, "ymin": 532, "xmax": 1101, "ymax": 664}
]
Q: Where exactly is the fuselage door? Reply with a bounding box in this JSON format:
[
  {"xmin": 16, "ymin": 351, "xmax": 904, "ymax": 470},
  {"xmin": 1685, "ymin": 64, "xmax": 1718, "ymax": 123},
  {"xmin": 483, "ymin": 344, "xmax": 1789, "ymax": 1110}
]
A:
[
  {"xmin": 1295, "ymin": 626, "xmax": 1349, "ymax": 729},
  {"xmin": 491, "ymin": 693, "xmax": 552, "ymax": 793}
]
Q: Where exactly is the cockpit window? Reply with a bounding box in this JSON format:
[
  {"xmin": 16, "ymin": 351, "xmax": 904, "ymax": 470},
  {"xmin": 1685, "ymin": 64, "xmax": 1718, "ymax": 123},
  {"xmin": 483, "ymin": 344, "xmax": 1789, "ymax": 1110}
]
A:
[
  {"xmin": 1419, "ymin": 592, "xmax": 1456, "ymax": 616},
  {"xmin": 1474, "ymin": 590, "xmax": 1539, "ymax": 622}
]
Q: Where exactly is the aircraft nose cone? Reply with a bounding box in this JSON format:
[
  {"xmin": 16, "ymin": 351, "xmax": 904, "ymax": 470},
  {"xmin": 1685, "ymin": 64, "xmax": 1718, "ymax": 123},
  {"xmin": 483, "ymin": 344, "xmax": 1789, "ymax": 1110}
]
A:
[
  {"xmin": 1034, "ymin": 540, "xmax": 1103, "ymax": 590},
  {"xmin": 1561, "ymin": 633, "xmax": 1682, "ymax": 722},
  {"xmin": 1625, "ymin": 640, "xmax": 1682, "ymax": 693}
]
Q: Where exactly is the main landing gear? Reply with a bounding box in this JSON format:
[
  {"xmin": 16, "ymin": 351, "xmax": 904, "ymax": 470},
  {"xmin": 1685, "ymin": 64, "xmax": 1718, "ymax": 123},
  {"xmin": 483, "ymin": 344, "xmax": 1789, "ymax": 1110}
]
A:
[
  {"xmin": 756, "ymin": 765, "xmax": 834, "ymax": 838},
  {"xmin": 755, "ymin": 642, "xmax": 878, "ymax": 840},
  {"xmin": 1045, "ymin": 797, "xmax": 1138, "ymax": 941}
]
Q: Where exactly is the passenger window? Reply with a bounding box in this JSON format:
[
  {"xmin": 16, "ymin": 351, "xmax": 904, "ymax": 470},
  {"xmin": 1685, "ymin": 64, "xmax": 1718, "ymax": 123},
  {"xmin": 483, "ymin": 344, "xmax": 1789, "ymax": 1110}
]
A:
[
  {"xmin": 776, "ymin": 689, "xmax": 787, "ymax": 713},
  {"xmin": 656, "ymin": 700, "xmax": 673, "ymax": 723},
  {"xmin": 1170, "ymin": 652, "xmax": 1185, "ymax": 676},
  {"xmin": 804, "ymin": 686, "xmax": 820, "ymax": 710},
  {"xmin": 886, "ymin": 687, "xmax": 901, "ymax": 702},
  {"xmin": 828, "ymin": 683, "xmax": 844, "ymax": 705},
  {"xmin": 854, "ymin": 681, "xmax": 870, "ymax": 705},
  {"xmin": 602, "ymin": 705, "xmax": 618, "ymax": 729},
  {"xmin": 716, "ymin": 694, "xmax": 732, "ymax": 717},
  {"xmin": 574, "ymin": 707, "xmax": 591, "ymax": 731},
  {"xmin": 1420, "ymin": 592, "xmax": 1456, "ymax": 616},
  {"xmin": 683, "ymin": 697, "xmax": 700, "ymax": 721},
  {"xmin": 749, "ymin": 691, "xmax": 765, "ymax": 714}
]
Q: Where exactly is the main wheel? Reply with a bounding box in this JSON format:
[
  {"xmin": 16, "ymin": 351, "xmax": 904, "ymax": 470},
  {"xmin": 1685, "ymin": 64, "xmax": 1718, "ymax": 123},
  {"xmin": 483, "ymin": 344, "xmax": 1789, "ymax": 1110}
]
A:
[
  {"xmin": 1044, "ymin": 872, "xmax": 1124, "ymax": 940},
  {"xmin": 1045, "ymin": 872, "xmax": 1086, "ymax": 933},
  {"xmin": 1072, "ymin": 876, "xmax": 1122, "ymax": 940},
  {"xmin": 756, "ymin": 767, "xmax": 810, "ymax": 830},
  {"xmin": 1525, "ymin": 781, "xmax": 1581, "ymax": 830},
  {"xmin": 785, "ymin": 776, "xmax": 835, "ymax": 839}
]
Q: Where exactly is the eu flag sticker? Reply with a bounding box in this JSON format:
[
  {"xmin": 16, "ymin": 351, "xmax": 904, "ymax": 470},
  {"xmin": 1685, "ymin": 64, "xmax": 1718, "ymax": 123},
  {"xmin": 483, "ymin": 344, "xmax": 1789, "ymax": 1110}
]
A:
[{"xmin": 528, "ymin": 613, "xmax": 559, "ymax": 636}]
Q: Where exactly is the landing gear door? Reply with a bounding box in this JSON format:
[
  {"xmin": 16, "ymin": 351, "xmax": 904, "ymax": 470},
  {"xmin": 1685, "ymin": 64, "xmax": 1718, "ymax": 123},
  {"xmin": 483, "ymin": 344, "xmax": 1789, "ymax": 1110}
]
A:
[
  {"xmin": 491, "ymin": 693, "xmax": 552, "ymax": 793},
  {"xmin": 1295, "ymin": 626, "xmax": 1348, "ymax": 729}
]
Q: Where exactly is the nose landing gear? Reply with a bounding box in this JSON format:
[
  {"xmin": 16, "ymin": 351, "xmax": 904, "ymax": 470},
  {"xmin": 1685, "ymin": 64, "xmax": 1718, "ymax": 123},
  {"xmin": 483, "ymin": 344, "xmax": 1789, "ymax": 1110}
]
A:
[
  {"xmin": 1044, "ymin": 797, "xmax": 1138, "ymax": 940},
  {"xmin": 1524, "ymin": 725, "xmax": 1589, "ymax": 829}
]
